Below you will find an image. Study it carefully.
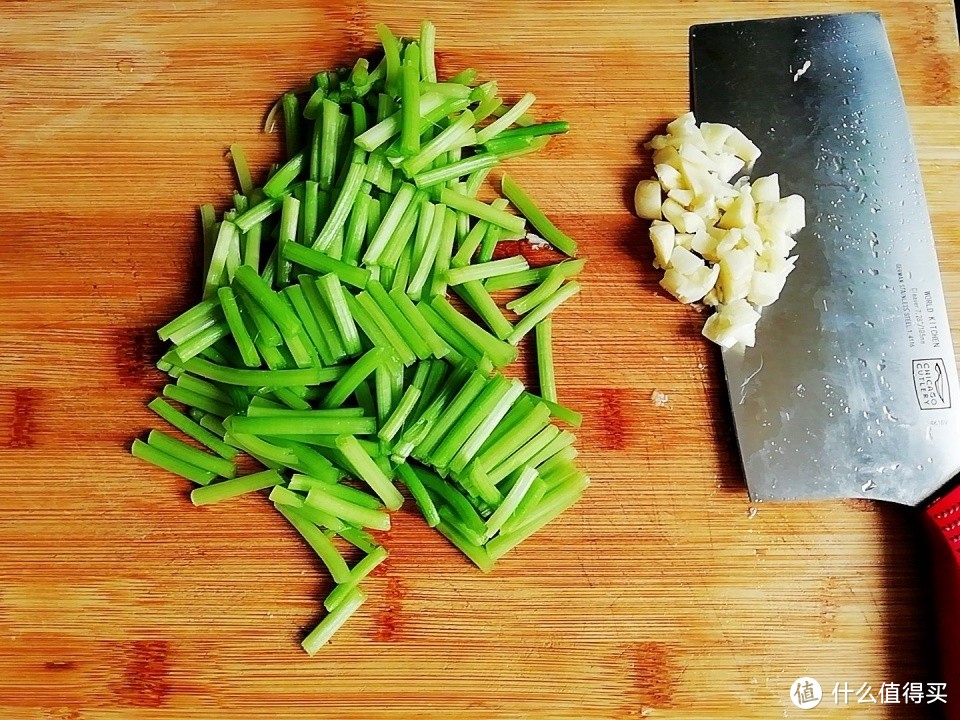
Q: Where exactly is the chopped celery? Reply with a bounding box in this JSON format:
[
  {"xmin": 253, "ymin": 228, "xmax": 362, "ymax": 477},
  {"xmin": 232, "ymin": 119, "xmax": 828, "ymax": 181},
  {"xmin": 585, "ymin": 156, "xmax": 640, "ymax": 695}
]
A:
[
  {"xmin": 535, "ymin": 318, "xmax": 558, "ymax": 403},
  {"xmin": 191, "ymin": 469, "xmax": 281, "ymax": 506},
  {"xmin": 507, "ymin": 281, "xmax": 580, "ymax": 345},
  {"xmin": 501, "ymin": 174, "xmax": 578, "ymax": 257},
  {"xmin": 439, "ymin": 188, "xmax": 526, "ymax": 235},
  {"xmin": 132, "ymin": 438, "xmax": 216, "ymax": 485},
  {"xmin": 301, "ymin": 587, "xmax": 366, "ymax": 656}
]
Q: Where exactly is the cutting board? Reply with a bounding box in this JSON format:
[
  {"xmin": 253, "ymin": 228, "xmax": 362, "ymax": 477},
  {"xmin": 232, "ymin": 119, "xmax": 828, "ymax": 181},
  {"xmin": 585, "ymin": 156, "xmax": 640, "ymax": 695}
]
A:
[{"xmin": 1, "ymin": 2, "xmax": 958, "ymax": 718}]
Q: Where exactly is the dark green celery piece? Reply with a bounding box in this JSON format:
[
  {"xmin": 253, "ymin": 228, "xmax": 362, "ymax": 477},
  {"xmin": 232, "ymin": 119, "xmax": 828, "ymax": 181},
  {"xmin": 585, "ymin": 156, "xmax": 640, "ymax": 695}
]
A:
[
  {"xmin": 500, "ymin": 174, "xmax": 577, "ymax": 257},
  {"xmin": 283, "ymin": 242, "xmax": 370, "ymax": 289}
]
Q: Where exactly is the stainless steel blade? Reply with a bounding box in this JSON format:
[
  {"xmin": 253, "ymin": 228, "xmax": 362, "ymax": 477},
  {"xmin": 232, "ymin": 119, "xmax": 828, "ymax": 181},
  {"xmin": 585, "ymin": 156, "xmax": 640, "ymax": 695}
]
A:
[{"xmin": 690, "ymin": 13, "xmax": 960, "ymax": 505}]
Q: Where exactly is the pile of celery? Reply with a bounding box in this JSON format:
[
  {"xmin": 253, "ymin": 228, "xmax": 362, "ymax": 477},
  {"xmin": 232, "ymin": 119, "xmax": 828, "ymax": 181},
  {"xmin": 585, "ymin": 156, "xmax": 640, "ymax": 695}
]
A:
[{"xmin": 132, "ymin": 21, "xmax": 587, "ymax": 654}]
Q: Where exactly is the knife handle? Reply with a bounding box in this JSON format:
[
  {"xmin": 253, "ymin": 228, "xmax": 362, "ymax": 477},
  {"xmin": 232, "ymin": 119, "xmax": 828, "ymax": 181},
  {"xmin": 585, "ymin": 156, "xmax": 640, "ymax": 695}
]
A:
[{"xmin": 924, "ymin": 480, "xmax": 960, "ymax": 718}]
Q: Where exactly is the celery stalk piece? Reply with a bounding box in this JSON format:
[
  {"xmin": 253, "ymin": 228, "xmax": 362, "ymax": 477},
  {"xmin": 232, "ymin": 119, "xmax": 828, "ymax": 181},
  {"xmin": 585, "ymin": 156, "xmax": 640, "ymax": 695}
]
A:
[
  {"xmin": 217, "ymin": 287, "xmax": 260, "ymax": 368},
  {"xmin": 507, "ymin": 281, "xmax": 580, "ymax": 345},
  {"xmin": 235, "ymin": 286, "xmax": 282, "ymax": 346},
  {"xmin": 291, "ymin": 475, "xmax": 381, "ymax": 509},
  {"xmin": 374, "ymin": 360, "xmax": 395, "ymax": 427},
  {"xmin": 396, "ymin": 462, "xmax": 440, "ymax": 527},
  {"xmin": 500, "ymin": 475, "xmax": 547, "ymax": 535},
  {"xmin": 322, "ymin": 346, "xmax": 386, "ymax": 409},
  {"xmin": 363, "ymin": 183, "xmax": 416, "ymax": 266},
  {"xmin": 409, "ymin": 199, "xmax": 433, "ymax": 271},
  {"xmin": 164, "ymin": 306, "xmax": 222, "ymax": 347},
  {"xmin": 302, "ymin": 587, "xmax": 366, "ymax": 656},
  {"xmin": 344, "ymin": 291, "xmax": 392, "ymax": 352},
  {"xmin": 354, "ymin": 93, "xmax": 446, "ymax": 152},
  {"xmin": 227, "ymin": 414, "xmax": 376, "ymax": 437},
  {"xmin": 532, "ymin": 444, "xmax": 578, "ymax": 477},
  {"xmin": 336, "ymin": 526, "xmax": 379, "ymax": 554},
  {"xmin": 427, "ymin": 374, "xmax": 509, "ymax": 469},
  {"xmin": 302, "ymin": 73, "xmax": 329, "ymax": 120},
  {"xmin": 235, "ymin": 196, "xmax": 282, "ymax": 234},
  {"xmin": 269, "ymin": 486, "xmax": 306, "ymax": 510},
  {"xmin": 306, "ymin": 485, "xmax": 390, "ymax": 530},
  {"xmin": 486, "ymin": 481, "xmax": 587, "ymax": 562},
  {"xmin": 366, "ymin": 281, "xmax": 431, "ymax": 360},
  {"xmin": 202, "ymin": 220, "xmax": 241, "ymax": 299},
  {"xmin": 435, "ymin": 520, "xmax": 493, "ymax": 572},
  {"xmin": 163, "ymin": 384, "xmax": 233, "ymax": 418},
  {"xmin": 413, "ymin": 153, "xmax": 498, "ymax": 190},
  {"xmin": 176, "ymin": 356, "xmax": 345, "ymax": 388},
  {"xmin": 429, "ymin": 206, "xmax": 458, "ymax": 299},
  {"xmin": 526, "ymin": 429, "xmax": 576, "ymax": 470},
  {"xmin": 453, "ymin": 281, "xmax": 513, "ymax": 341},
  {"xmin": 501, "ymin": 174, "xmax": 577, "ymax": 257},
  {"xmin": 491, "ymin": 121, "xmax": 569, "ymax": 142},
  {"xmin": 415, "ymin": 302, "xmax": 483, "ymax": 365},
  {"xmin": 473, "ymin": 401, "xmax": 551, "ymax": 472},
  {"xmin": 225, "ymin": 429, "xmax": 299, "ymax": 467},
  {"xmin": 438, "ymin": 188, "xmax": 525, "ymax": 235},
  {"xmin": 172, "ymin": 322, "xmax": 231, "ymax": 363},
  {"xmin": 400, "ymin": 110, "xmax": 476, "ymax": 177},
  {"xmin": 324, "ymin": 545, "xmax": 389, "ymax": 611},
  {"xmin": 281, "ymin": 93, "xmax": 301, "ymax": 160},
  {"xmin": 484, "ymin": 258, "xmax": 586, "ymax": 292},
  {"xmin": 276, "ymin": 195, "xmax": 301, "ymax": 286},
  {"xmin": 399, "ymin": 44, "xmax": 421, "ymax": 157},
  {"xmin": 507, "ymin": 266, "xmax": 566, "ymax": 315},
  {"xmin": 451, "ymin": 217, "xmax": 490, "ymax": 269},
  {"xmin": 492, "ymin": 137, "xmax": 551, "ymax": 161},
  {"xmin": 378, "ymin": 385, "xmax": 421, "ymax": 442},
  {"xmin": 477, "ymin": 221, "xmax": 503, "ymax": 264},
  {"xmin": 412, "ymin": 465, "xmax": 486, "ymax": 536},
  {"xmin": 315, "ymin": 274, "xmax": 362, "ymax": 356},
  {"xmin": 175, "ymin": 373, "xmax": 231, "ymax": 404},
  {"xmin": 283, "ymin": 243, "xmax": 371, "ymax": 290},
  {"xmin": 535, "ymin": 319, "xmax": 558, "ymax": 403},
  {"xmin": 228, "ymin": 144, "xmax": 254, "ymax": 195},
  {"xmin": 191, "ymin": 469, "xmax": 281, "ymax": 506},
  {"xmin": 484, "ymin": 466, "xmax": 538, "ymax": 539},
  {"xmin": 313, "ymin": 159, "xmax": 369, "ymax": 251},
  {"xmin": 200, "ymin": 204, "xmax": 216, "ymax": 277},
  {"xmin": 158, "ymin": 298, "xmax": 221, "ymax": 342},
  {"xmin": 272, "ymin": 386, "xmax": 311, "ymax": 410},
  {"xmin": 275, "ymin": 503, "xmax": 352, "ymax": 584},
  {"xmin": 299, "ymin": 275, "xmax": 347, "ymax": 361},
  {"xmin": 391, "ymin": 242, "xmax": 412, "ymax": 293},
  {"xmin": 262, "ymin": 151, "xmax": 304, "ymax": 199},
  {"xmin": 197, "ymin": 413, "xmax": 227, "ymax": 437},
  {"xmin": 447, "ymin": 378, "xmax": 524, "ymax": 474},
  {"xmin": 430, "ymin": 295, "xmax": 517, "ymax": 368},
  {"xmin": 148, "ymin": 398, "xmax": 238, "ymax": 461},
  {"xmin": 341, "ymin": 184, "xmax": 372, "ymax": 267},
  {"xmin": 419, "ymin": 20, "xmax": 437, "ymax": 82},
  {"xmin": 318, "ymin": 99, "xmax": 343, "ymax": 191},
  {"xmin": 232, "ymin": 265, "xmax": 302, "ymax": 337},
  {"xmin": 387, "ymin": 287, "xmax": 449, "ymax": 359},
  {"xmin": 283, "ymin": 284, "xmax": 335, "ymax": 366},
  {"xmin": 379, "ymin": 189, "xmax": 426, "ymax": 268},
  {"xmin": 376, "ymin": 22, "xmax": 401, "ymax": 96},
  {"xmin": 444, "ymin": 256, "xmax": 529, "ymax": 286},
  {"xmin": 132, "ymin": 438, "xmax": 216, "ymax": 485},
  {"xmin": 487, "ymin": 424, "xmax": 560, "ymax": 485},
  {"xmin": 535, "ymin": 396, "xmax": 583, "ymax": 427},
  {"xmin": 406, "ymin": 204, "xmax": 448, "ymax": 301},
  {"xmin": 335, "ymin": 434, "xmax": 404, "ymax": 511},
  {"xmin": 476, "ymin": 92, "xmax": 536, "ymax": 144}
]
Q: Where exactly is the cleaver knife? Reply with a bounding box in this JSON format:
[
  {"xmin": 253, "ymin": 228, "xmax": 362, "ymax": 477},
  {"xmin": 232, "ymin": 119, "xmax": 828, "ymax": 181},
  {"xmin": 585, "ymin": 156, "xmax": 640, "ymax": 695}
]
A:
[{"xmin": 691, "ymin": 12, "xmax": 960, "ymax": 706}]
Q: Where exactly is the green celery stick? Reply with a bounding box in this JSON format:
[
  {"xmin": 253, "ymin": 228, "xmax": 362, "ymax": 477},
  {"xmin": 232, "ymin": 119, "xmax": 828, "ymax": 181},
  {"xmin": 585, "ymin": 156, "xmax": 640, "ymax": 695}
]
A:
[
  {"xmin": 262, "ymin": 151, "xmax": 304, "ymax": 198},
  {"xmin": 235, "ymin": 285, "xmax": 282, "ymax": 346},
  {"xmin": 501, "ymin": 174, "xmax": 577, "ymax": 257},
  {"xmin": 453, "ymin": 281, "xmax": 513, "ymax": 341},
  {"xmin": 412, "ymin": 465, "xmax": 486, "ymax": 536},
  {"xmin": 234, "ymin": 196, "xmax": 282, "ymax": 234},
  {"xmin": 336, "ymin": 526, "xmax": 379, "ymax": 554},
  {"xmin": 473, "ymin": 401, "xmax": 551, "ymax": 472},
  {"xmin": 429, "ymin": 206, "xmax": 457, "ymax": 299},
  {"xmin": 322, "ymin": 347, "xmax": 386, "ymax": 409},
  {"xmin": 315, "ymin": 274, "xmax": 362, "ymax": 356},
  {"xmin": 484, "ymin": 258, "xmax": 586, "ymax": 292},
  {"xmin": 305, "ymin": 483, "xmax": 391, "ymax": 531},
  {"xmin": 419, "ymin": 20, "xmax": 437, "ymax": 82},
  {"xmin": 173, "ymin": 322, "xmax": 231, "ymax": 363},
  {"xmin": 484, "ymin": 466, "xmax": 538, "ymax": 539},
  {"xmin": 324, "ymin": 545, "xmax": 389, "ymax": 611},
  {"xmin": 387, "ymin": 286, "xmax": 449, "ymax": 358},
  {"xmin": 341, "ymin": 182, "xmax": 372, "ymax": 266},
  {"xmin": 413, "ymin": 153, "xmax": 497, "ymax": 190},
  {"xmin": 276, "ymin": 194, "xmax": 301, "ymax": 286},
  {"xmin": 399, "ymin": 44, "xmax": 421, "ymax": 157},
  {"xmin": 444, "ymin": 255, "xmax": 529, "ymax": 286},
  {"xmin": 500, "ymin": 475, "xmax": 547, "ymax": 535},
  {"xmin": 275, "ymin": 503, "xmax": 352, "ymax": 583},
  {"xmin": 158, "ymin": 298, "xmax": 221, "ymax": 342},
  {"xmin": 507, "ymin": 281, "xmax": 580, "ymax": 345},
  {"xmin": 148, "ymin": 398, "xmax": 238, "ymax": 461},
  {"xmin": 283, "ymin": 242, "xmax": 370, "ymax": 289},
  {"xmin": 438, "ymin": 188, "xmax": 525, "ymax": 235},
  {"xmin": 344, "ymin": 291, "xmax": 392, "ymax": 352},
  {"xmin": 486, "ymin": 480, "xmax": 587, "ymax": 562},
  {"xmin": 435, "ymin": 520, "xmax": 492, "ymax": 572},
  {"xmin": 289, "ymin": 475, "xmax": 381, "ymax": 509},
  {"xmin": 379, "ymin": 189, "xmax": 426, "ymax": 268},
  {"xmin": 487, "ymin": 424, "xmax": 560, "ymax": 485},
  {"xmin": 395, "ymin": 462, "xmax": 440, "ymax": 527},
  {"xmin": 335, "ymin": 434, "xmax": 404, "ymax": 510},
  {"xmin": 477, "ymin": 93, "xmax": 537, "ymax": 144},
  {"xmin": 378, "ymin": 385, "xmax": 421, "ymax": 442},
  {"xmin": 534, "ymin": 395, "xmax": 582, "ymax": 427},
  {"xmin": 366, "ymin": 281, "xmax": 431, "ymax": 360},
  {"xmin": 430, "ymin": 295, "xmax": 516, "ymax": 368},
  {"xmin": 163, "ymin": 384, "xmax": 233, "ymax": 418},
  {"xmin": 406, "ymin": 203, "xmax": 449, "ymax": 301},
  {"xmin": 269, "ymin": 485, "xmax": 307, "ymax": 508},
  {"xmin": 191, "ymin": 469, "xmax": 281, "ymax": 506},
  {"xmin": 227, "ymin": 414, "xmax": 376, "ymax": 436},
  {"xmin": 355, "ymin": 292, "xmax": 415, "ymax": 366},
  {"xmin": 415, "ymin": 302, "xmax": 483, "ymax": 365},
  {"xmin": 535, "ymin": 319, "xmax": 558, "ymax": 403},
  {"xmin": 363, "ymin": 183, "xmax": 416, "ymax": 265},
  {"xmin": 400, "ymin": 110, "xmax": 475, "ymax": 177},
  {"xmin": 132, "ymin": 438, "xmax": 216, "ymax": 485},
  {"xmin": 217, "ymin": 286, "xmax": 260, "ymax": 367},
  {"xmin": 376, "ymin": 22, "xmax": 401, "ymax": 95},
  {"xmin": 448, "ymin": 378, "xmax": 524, "ymax": 474},
  {"xmin": 202, "ymin": 220, "xmax": 241, "ymax": 299},
  {"xmin": 301, "ymin": 587, "xmax": 366, "ymax": 656},
  {"xmin": 450, "ymin": 216, "xmax": 491, "ymax": 269},
  {"xmin": 228, "ymin": 143, "xmax": 254, "ymax": 195},
  {"xmin": 318, "ymin": 99, "xmax": 344, "ymax": 191},
  {"xmin": 313, "ymin": 159, "xmax": 368, "ymax": 250},
  {"xmin": 175, "ymin": 374, "xmax": 231, "ymax": 404},
  {"xmin": 525, "ymin": 428, "xmax": 576, "ymax": 470},
  {"xmin": 491, "ymin": 121, "xmax": 569, "ymax": 142},
  {"xmin": 176, "ymin": 356, "xmax": 345, "ymax": 388},
  {"xmin": 299, "ymin": 275, "xmax": 348, "ymax": 361},
  {"xmin": 427, "ymin": 375, "xmax": 511, "ymax": 469},
  {"xmin": 246, "ymin": 405, "xmax": 365, "ymax": 418},
  {"xmin": 282, "ymin": 284, "xmax": 334, "ymax": 366},
  {"xmin": 281, "ymin": 93, "xmax": 301, "ymax": 160},
  {"xmin": 507, "ymin": 266, "xmax": 566, "ymax": 315},
  {"xmin": 232, "ymin": 265, "xmax": 302, "ymax": 337},
  {"xmin": 354, "ymin": 93, "xmax": 447, "ymax": 152}
]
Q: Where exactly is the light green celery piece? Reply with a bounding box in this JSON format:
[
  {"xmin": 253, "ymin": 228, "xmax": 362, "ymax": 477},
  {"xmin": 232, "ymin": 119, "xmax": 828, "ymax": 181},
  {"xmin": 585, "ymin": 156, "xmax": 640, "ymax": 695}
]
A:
[
  {"xmin": 435, "ymin": 520, "xmax": 493, "ymax": 572},
  {"xmin": 190, "ymin": 469, "xmax": 282, "ymax": 506},
  {"xmin": 147, "ymin": 398, "xmax": 238, "ymax": 460},
  {"xmin": 484, "ymin": 258, "xmax": 586, "ymax": 292},
  {"xmin": 535, "ymin": 396, "xmax": 582, "ymax": 427},
  {"xmin": 374, "ymin": 360, "xmax": 395, "ymax": 427},
  {"xmin": 413, "ymin": 153, "xmax": 497, "ymax": 190},
  {"xmin": 312, "ymin": 159, "xmax": 368, "ymax": 251},
  {"xmin": 280, "ymin": 93, "xmax": 301, "ymax": 160},
  {"xmin": 407, "ymin": 204, "xmax": 450, "ymax": 301},
  {"xmin": 525, "ymin": 428, "xmax": 577, "ymax": 470},
  {"xmin": 429, "ymin": 295, "xmax": 517, "ymax": 368},
  {"xmin": 315, "ymin": 273, "xmax": 362, "ymax": 356},
  {"xmin": 491, "ymin": 121, "xmax": 570, "ymax": 142},
  {"xmin": 387, "ymin": 286, "xmax": 450, "ymax": 359},
  {"xmin": 428, "ymin": 374, "xmax": 511, "ymax": 470},
  {"xmin": 476, "ymin": 92, "xmax": 536, "ymax": 144},
  {"xmin": 158, "ymin": 298, "xmax": 221, "ymax": 342},
  {"xmin": 354, "ymin": 93, "xmax": 447, "ymax": 152},
  {"xmin": 450, "ymin": 217, "xmax": 490, "ymax": 269},
  {"xmin": 174, "ymin": 373, "xmax": 231, "ymax": 404},
  {"xmin": 131, "ymin": 438, "xmax": 216, "ymax": 485},
  {"xmin": 162, "ymin": 384, "xmax": 233, "ymax": 418},
  {"xmin": 419, "ymin": 20, "xmax": 437, "ymax": 82},
  {"xmin": 507, "ymin": 281, "xmax": 580, "ymax": 345},
  {"xmin": 438, "ymin": 188, "xmax": 525, "ymax": 235},
  {"xmin": 283, "ymin": 242, "xmax": 370, "ymax": 290},
  {"xmin": 324, "ymin": 545, "xmax": 389, "ymax": 611},
  {"xmin": 341, "ymin": 183, "xmax": 372, "ymax": 267},
  {"xmin": 275, "ymin": 503, "xmax": 352, "ymax": 584},
  {"xmin": 343, "ymin": 291, "xmax": 392, "ymax": 352},
  {"xmin": 290, "ymin": 475, "xmax": 380, "ymax": 508},
  {"xmin": 444, "ymin": 255, "xmax": 529, "ymax": 286},
  {"xmin": 234, "ymin": 196, "xmax": 282, "ymax": 234},
  {"xmin": 487, "ymin": 424, "xmax": 560, "ymax": 485},
  {"xmin": 301, "ymin": 587, "xmax": 366, "ymax": 656},
  {"xmin": 216, "ymin": 287, "xmax": 260, "ymax": 368},
  {"xmin": 448, "ymin": 378, "xmax": 524, "ymax": 474},
  {"xmin": 467, "ymin": 463, "xmax": 502, "ymax": 505},
  {"xmin": 391, "ymin": 241, "xmax": 412, "ymax": 293},
  {"xmin": 318, "ymin": 99, "xmax": 343, "ymax": 191},
  {"xmin": 501, "ymin": 174, "xmax": 577, "ymax": 257},
  {"xmin": 483, "ymin": 466, "xmax": 538, "ymax": 539},
  {"xmin": 177, "ymin": 355, "xmax": 345, "ymax": 388},
  {"xmin": 228, "ymin": 143, "xmax": 254, "ymax": 195},
  {"xmin": 298, "ymin": 275, "xmax": 348, "ymax": 361},
  {"xmin": 400, "ymin": 110, "xmax": 476, "ymax": 177},
  {"xmin": 227, "ymin": 414, "xmax": 376, "ymax": 437},
  {"xmin": 366, "ymin": 281, "xmax": 431, "ymax": 360},
  {"xmin": 304, "ymin": 484, "xmax": 391, "ymax": 531},
  {"xmin": 415, "ymin": 302, "xmax": 483, "ymax": 365},
  {"xmin": 473, "ymin": 401, "xmax": 551, "ymax": 472},
  {"xmin": 410, "ymin": 201, "xmax": 435, "ymax": 272},
  {"xmin": 535, "ymin": 318, "xmax": 558, "ymax": 403},
  {"xmin": 379, "ymin": 189, "xmax": 427, "ymax": 268},
  {"xmin": 262, "ymin": 151, "xmax": 305, "ymax": 199},
  {"xmin": 378, "ymin": 385, "xmax": 421, "ymax": 442},
  {"xmin": 376, "ymin": 22, "xmax": 401, "ymax": 95},
  {"xmin": 363, "ymin": 183, "xmax": 416, "ymax": 266},
  {"xmin": 322, "ymin": 346, "xmax": 386, "ymax": 409},
  {"xmin": 235, "ymin": 285, "xmax": 282, "ymax": 347},
  {"xmin": 269, "ymin": 485, "xmax": 307, "ymax": 508},
  {"xmin": 335, "ymin": 434, "xmax": 403, "ymax": 511},
  {"xmin": 202, "ymin": 220, "xmax": 241, "ymax": 299},
  {"xmin": 453, "ymin": 281, "xmax": 513, "ymax": 341},
  {"xmin": 412, "ymin": 465, "xmax": 486, "ymax": 536},
  {"xmin": 395, "ymin": 462, "xmax": 440, "ymax": 527},
  {"xmin": 507, "ymin": 266, "xmax": 565, "ymax": 314},
  {"xmin": 399, "ymin": 44, "xmax": 421, "ymax": 157},
  {"xmin": 410, "ymin": 366, "xmax": 483, "ymax": 458},
  {"xmin": 500, "ymin": 476, "xmax": 547, "ymax": 535},
  {"xmin": 355, "ymin": 292, "xmax": 416, "ymax": 366},
  {"xmin": 282, "ymin": 284, "xmax": 334, "ymax": 366},
  {"xmin": 232, "ymin": 264, "xmax": 302, "ymax": 337}
]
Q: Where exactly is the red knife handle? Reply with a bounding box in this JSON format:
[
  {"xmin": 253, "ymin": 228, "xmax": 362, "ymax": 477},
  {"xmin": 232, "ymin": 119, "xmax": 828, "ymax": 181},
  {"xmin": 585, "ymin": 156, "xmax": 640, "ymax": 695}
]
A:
[{"xmin": 925, "ymin": 480, "xmax": 960, "ymax": 718}]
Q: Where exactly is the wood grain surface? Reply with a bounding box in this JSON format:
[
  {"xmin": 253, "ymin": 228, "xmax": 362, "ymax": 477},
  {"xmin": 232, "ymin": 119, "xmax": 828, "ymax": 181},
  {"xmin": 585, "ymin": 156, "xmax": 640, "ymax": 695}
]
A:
[{"xmin": 1, "ymin": 1, "xmax": 958, "ymax": 718}]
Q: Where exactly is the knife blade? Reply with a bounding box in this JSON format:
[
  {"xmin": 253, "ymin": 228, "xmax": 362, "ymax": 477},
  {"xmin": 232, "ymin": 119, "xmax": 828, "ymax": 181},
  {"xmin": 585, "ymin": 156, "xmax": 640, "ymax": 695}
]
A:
[
  {"xmin": 690, "ymin": 12, "xmax": 960, "ymax": 507},
  {"xmin": 690, "ymin": 13, "xmax": 960, "ymax": 709}
]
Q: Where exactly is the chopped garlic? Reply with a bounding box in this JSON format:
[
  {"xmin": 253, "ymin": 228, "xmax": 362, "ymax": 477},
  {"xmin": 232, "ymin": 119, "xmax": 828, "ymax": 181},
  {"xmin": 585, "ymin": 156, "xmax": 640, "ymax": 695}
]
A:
[{"xmin": 633, "ymin": 113, "xmax": 805, "ymax": 347}]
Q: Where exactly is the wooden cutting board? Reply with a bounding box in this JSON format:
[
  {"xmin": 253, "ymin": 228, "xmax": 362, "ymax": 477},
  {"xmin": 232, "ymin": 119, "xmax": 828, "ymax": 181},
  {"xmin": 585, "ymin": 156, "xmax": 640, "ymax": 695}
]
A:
[{"xmin": 1, "ymin": 1, "xmax": 957, "ymax": 718}]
